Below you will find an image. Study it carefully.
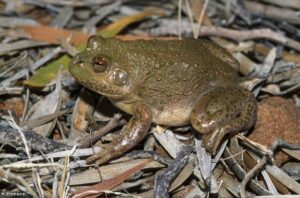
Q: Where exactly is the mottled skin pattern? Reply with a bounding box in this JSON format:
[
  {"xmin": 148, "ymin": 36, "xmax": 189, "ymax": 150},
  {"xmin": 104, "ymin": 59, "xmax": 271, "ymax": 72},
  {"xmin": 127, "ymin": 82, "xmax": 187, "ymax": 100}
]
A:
[{"xmin": 69, "ymin": 36, "xmax": 257, "ymax": 165}]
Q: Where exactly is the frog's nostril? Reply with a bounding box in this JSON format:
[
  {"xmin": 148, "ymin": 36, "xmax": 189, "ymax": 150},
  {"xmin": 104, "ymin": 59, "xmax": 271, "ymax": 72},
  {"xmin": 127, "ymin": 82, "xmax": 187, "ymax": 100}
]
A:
[
  {"xmin": 76, "ymin": 60, "xmax": 85, "ymax": 66},
  {"xmin": 72, "ymin": 59, "xmax": 79, "ymax": 65},
  {"xmin": 72, "ymin": 55, "xmax": 85, "ymax": 67}
]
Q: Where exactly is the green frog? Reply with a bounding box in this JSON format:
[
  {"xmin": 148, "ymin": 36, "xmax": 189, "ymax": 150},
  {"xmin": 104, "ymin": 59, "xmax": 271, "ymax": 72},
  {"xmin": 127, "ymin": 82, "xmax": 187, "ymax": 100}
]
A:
[{"xmin": 69, "ymin": 36, "xmax": 257, "ymax": 165}]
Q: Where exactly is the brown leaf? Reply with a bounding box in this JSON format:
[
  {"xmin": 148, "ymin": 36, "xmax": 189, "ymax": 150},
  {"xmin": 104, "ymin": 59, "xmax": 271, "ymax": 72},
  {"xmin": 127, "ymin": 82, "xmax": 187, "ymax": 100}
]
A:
[
  {"xmin": 21, "ymin": 25, "xmax": 90, "ymax": 45},
  {"xmin": 22, "ymin": 25, "xmax": 176, "ymax": 44},
  {"xmin": 73, "ymin": 158, "xmax": 153, "ymax": 198}
]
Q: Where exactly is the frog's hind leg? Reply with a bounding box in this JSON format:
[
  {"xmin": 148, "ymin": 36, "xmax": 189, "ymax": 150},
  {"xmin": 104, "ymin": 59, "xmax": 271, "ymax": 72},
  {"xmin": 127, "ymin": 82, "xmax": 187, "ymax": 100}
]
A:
[
  {"xmin": 191, "ymin": 86, "xmax": 257, "ymax": 155},
  {"xmin": 86, "ymin": 103, "xmax": 152, "ymax": 165}
]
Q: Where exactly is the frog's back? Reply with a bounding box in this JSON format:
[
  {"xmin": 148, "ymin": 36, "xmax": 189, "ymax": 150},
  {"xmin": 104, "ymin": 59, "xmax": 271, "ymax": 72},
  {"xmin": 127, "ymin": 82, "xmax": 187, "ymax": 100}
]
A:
[
  {"xmin": 133, "ymin": 39, "xmax": 239, "ymax": 125},
  {"xmin": 106, "ymin": 38, "xmax": 239, "ymax": 125}
]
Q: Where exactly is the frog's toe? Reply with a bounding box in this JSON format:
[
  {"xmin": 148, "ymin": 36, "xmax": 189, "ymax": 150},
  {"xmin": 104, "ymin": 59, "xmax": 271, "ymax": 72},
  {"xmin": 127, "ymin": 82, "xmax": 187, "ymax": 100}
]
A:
[
  {"xmin": 85, "ymin": 147, "xmax": 112, "ymax": 165},
  {"xmin": 86, "ymin": 103, "xmax": 152, "ymax": 165},
  {"xmin": 202, "ymin": 129, "xmax": 221, "ymax": 155},
  {"xmin": 202, "ymin": 126, "xmax": 230, "ymax": 155}
]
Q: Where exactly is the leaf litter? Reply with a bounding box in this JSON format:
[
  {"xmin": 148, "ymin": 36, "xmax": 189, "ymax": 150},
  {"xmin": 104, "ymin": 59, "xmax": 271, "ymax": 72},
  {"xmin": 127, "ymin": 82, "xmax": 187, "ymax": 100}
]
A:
[{"xmin": 0, "ymin": 0, "xmax": 300, "ymax": 197}]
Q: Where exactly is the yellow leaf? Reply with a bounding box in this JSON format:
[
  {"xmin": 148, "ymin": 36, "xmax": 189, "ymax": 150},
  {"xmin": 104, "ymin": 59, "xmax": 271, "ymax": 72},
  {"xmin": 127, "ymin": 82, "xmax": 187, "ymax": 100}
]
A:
[{"xmin": 99, "ymin": 9, "xmax": 163, "ymax": 38}]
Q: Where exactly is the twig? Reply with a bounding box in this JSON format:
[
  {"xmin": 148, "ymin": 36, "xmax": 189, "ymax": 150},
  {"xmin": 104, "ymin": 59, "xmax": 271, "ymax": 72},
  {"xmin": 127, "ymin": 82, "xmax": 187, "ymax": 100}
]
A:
[
  {"xmin": 198, "ymin": 27, "xmax": 300, "ymax": 51},
  {"xmin": 20, "ymin": 108, "xmax": 72, "ymax": 131},
  {"xmin": 0, "ymin": 40, "xmax": 48, "ymax": 56},
  {"xmin": 177, "ymin": 0, "xmax": 183, "ymax": 39},
  {"xmin": 240, "ymin": 156, "xmax": 268, "ymax": 198},
  {"xmin": 195, "ymin": 0, "xmax": 210, "ymax": 38},
  {"xmin": 231, "ymin": 0, "xmax": 253, "ymax": 25},
  {"xmin": 0, "ymin": 168, "xmax": 38, "ymax": 198},
  {"xmin": 1, "ymin": 162, "xmax": 61, "ymax": 169},
  {"xmin": 1, "ymin": 47, "xmax": 63, "ymax": 87},
  {"xmin": 270, "ymin": 140, "xmax": 300, "ymax": 151},
  {"xmin": 7, "ymin": 112, "xmax": 31, "ymax": 159},
  {"xmin": 245, "ymin": 1, "xmax": 300, "ymax": 25},
  {"xmin": 126, "ymin": 150, "xmax": 172, "ymax": 165},
  {"xmin": 240, "ymin": 140, "xmax": 300, "ymax": 197},
  {"xmin": 39, "ymin": 0, "xmax": 112, "ymax": 7},
  {"xmin": 59, "ymin": 156, "xmax": 69, "ymax": 198},
  {"xmin": 256, "ymin": 196, "xmax": 300, "ymax": 198},
  {"xmin": 154, "ymin": 145, "xmax": 193, "ymax": 198},
  {"xmin": 79, "ymin": 114, "xmax": 126, "ymax": 148},
  {"xmin": 184, "ymin": 0, "xmax": 197, "ymax": 38},
  {"xmin": 151, "ymin": 21, "xmax": 300, "ymax": 52},
  {"xmin": 258, "ymin": 0, "xmax": 300, "ymax": 9},
  {"xmin": 0, "ymin": 125, "xmax": 71, "ymax": 153},
  {"xmin": 223, "ymin": 147, "xmax": 272, "ymax": 195},
  {"xmin": 0, "ymin": 86, "xmax": 24, "ymax": 95}
]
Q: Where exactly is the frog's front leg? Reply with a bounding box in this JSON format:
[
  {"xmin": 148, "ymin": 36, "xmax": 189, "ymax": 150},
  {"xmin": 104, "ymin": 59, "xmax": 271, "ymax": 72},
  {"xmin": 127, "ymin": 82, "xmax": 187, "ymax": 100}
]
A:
[
  {"xmin": 191, "ymin": 86, "xmax": 257, "ymax": 155},
  {"xmin": 86, "ymin": 103, "xmax": 152, "ymax": 165}
]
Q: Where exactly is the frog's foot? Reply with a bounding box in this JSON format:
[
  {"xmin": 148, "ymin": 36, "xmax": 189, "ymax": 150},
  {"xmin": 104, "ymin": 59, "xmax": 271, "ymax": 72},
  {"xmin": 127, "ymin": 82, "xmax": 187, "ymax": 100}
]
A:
[
  {"xmin": 191, "ymin": 86, "xmax": 257, "ymax": 155},
  {"xmin": 86, "ymin": 103, "xmax": 152, "ymax": 165}
]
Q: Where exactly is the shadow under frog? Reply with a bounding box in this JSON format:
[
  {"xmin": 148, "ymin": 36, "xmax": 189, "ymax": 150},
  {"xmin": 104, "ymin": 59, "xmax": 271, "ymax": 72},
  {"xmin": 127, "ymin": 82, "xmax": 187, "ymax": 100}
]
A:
[{"xmin": 69, "ymin": 36, "xmax": 257, "ymax": 165}]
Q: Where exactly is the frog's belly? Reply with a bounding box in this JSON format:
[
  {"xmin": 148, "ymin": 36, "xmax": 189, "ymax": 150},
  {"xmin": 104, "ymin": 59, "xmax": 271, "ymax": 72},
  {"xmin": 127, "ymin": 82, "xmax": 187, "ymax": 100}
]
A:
[
  {"xmin": 111, "ymin": 98, "xmax": 192, "ymax": 126},
  {"xmin": 152, "ymin": 105, "xmax": 192, "ymax": 126}
]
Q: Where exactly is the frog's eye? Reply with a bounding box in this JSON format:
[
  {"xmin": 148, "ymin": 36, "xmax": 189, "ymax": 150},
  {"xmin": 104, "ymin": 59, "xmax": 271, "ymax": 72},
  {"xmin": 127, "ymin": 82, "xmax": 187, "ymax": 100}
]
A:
[
  {"xmin": 113, "ymin": 70, "xmax": 129, "ymax": 86},
  {"xmin": 92, "ymin": 56, "xmax": 108, "ymax": 73}
]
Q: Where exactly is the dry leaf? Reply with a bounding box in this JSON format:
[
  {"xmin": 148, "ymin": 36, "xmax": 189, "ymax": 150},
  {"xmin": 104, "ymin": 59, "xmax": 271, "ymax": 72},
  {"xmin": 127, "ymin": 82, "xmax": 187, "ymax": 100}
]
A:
[{"xmin": 73, "ymin": 158, "xmax": 152, "ymax": 198}]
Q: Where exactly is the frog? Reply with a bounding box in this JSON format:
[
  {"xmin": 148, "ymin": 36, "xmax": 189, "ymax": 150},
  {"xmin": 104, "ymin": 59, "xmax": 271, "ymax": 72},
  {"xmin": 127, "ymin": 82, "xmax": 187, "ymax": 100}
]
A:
[{"xmin": 69, "ymin": 36, "xmax": 257, "ymax": 165}]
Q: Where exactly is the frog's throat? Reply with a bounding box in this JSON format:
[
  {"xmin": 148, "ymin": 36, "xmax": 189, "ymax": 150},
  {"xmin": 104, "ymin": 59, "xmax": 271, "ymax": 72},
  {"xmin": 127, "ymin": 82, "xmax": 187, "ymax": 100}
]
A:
[{"xmin": 78, "ymin": 76, "xmax": 122, "ymax": 99}]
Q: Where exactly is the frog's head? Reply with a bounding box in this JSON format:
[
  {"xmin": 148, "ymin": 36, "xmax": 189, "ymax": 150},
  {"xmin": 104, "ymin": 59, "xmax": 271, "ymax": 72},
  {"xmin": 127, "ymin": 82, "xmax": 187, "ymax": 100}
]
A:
[{"xmin": 69, "ymin": 36, "xmax": 135, "ymax": 100}]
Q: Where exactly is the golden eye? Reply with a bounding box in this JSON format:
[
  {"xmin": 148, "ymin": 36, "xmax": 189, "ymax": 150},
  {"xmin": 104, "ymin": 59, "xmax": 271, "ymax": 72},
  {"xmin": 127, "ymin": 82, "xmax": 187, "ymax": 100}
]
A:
[
  {"xmin": 113, "ymin": 70, "xmax": 128, "ymax": 86},
  {"xmin": 92, "ymin": 56, "xmax": 108, "ymax": 73}
]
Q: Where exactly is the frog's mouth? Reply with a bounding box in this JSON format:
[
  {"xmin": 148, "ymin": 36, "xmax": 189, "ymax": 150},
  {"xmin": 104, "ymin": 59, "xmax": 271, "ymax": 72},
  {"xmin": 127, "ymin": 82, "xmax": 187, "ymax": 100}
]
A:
[{"xmin": 85, "ymin": 78, "xmax": 126, "ymax": 99}]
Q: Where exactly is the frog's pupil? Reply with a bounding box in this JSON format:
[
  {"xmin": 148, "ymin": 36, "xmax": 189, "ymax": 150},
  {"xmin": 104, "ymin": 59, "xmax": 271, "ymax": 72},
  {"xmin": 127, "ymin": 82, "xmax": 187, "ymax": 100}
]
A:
[{"xmin": 93, "ymin": 57, "xmax": 107, "ymax": 73}]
